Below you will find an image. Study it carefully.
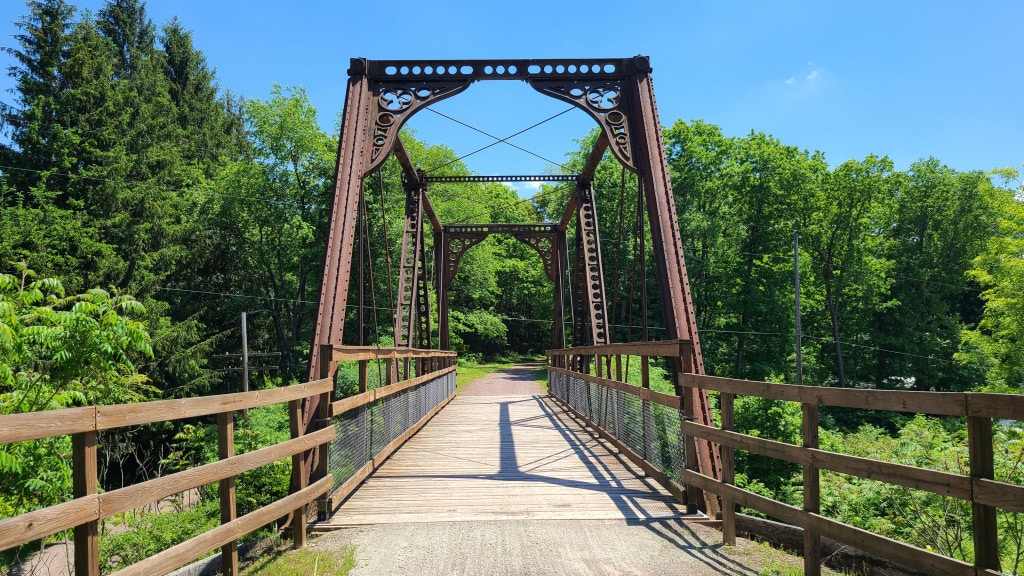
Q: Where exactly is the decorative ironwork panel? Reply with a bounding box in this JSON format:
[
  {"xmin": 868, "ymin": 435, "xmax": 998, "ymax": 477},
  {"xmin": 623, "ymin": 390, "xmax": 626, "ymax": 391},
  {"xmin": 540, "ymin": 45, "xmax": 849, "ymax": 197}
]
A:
[{"xmin": 529, "ymin": 79, "xmax": 635, "ymax": 170}]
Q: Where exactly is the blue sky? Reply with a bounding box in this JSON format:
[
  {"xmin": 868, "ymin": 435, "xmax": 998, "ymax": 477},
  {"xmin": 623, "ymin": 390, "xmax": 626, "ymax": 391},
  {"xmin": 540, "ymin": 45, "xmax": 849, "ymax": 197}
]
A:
[{"xmin": 2, "ymin": 0, "xmax": 1022, "ymax": 194}]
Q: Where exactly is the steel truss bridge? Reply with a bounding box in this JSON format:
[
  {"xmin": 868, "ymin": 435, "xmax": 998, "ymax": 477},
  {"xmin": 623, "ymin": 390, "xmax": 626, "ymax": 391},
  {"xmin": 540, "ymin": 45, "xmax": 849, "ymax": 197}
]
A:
[{"xmin": 1, "ymin": 57, "xmax": 1021, "ymax": 576}]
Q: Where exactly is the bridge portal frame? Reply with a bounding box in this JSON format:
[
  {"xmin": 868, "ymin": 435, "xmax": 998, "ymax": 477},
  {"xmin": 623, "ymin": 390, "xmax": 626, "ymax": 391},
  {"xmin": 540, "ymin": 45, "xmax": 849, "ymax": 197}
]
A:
[{"xmin": 306, "ymin": 57, "xmax": 720, "ymax": 511}]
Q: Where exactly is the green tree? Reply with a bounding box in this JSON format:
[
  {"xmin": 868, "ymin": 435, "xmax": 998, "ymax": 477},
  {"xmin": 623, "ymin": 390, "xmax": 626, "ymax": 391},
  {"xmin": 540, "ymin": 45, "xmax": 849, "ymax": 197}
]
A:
[
  {"xmin": 0, "ymin": 265, "xmax": 152, "ymax": 536},
  {"xmin": 958, "ymin": 169, "xmax": 1024, "ymax": 392},
  {"xmin": 876, "ymin": 159, "xmax": 998, "ymax": 391},
  {"xmin": 210, "ymin": 85, "xmax": 334, "ymax": 378},
  {"xmin": 800, "ymin": 155, "xmax": 894, "ymax": 387}
]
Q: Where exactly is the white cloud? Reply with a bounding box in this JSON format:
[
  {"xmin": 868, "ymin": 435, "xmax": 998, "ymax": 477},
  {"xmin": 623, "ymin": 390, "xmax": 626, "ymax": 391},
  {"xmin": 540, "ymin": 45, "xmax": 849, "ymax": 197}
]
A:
[
  {"xmin": 806, "ymin": 70, "xmax": 820, "ymax": 81},
  {"xmin": 785, "ymin": 77, "xmax": 796, "ymax": 85}
]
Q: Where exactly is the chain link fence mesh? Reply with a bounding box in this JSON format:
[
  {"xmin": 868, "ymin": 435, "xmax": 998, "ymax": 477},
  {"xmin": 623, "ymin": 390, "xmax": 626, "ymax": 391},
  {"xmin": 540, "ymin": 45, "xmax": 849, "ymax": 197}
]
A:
[
  {"xmin": 549, "ymin": 370, "xmax": 685, "ymax": 485},
  {"xmin": 328, "ymin": 370, "xmax": 455, "ymax": 492}
]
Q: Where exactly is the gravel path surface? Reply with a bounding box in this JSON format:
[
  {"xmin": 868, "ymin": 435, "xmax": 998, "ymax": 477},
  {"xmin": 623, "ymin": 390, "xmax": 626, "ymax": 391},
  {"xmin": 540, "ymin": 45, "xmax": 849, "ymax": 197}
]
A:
[
  {"xmin": 459, "ymin": 363, "xmax": 546, "ymax": 396},
  {"xmin": 310, "ymin": 518, "xmax": 775, "ymax": 576}
]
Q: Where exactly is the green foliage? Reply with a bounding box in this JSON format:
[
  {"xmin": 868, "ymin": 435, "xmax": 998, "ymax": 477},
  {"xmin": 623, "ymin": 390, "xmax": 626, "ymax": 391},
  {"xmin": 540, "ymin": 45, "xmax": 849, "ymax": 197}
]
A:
[
  {"xmin": 959, "ymin": 171, "xmax": 1024, "ymax": 392},
  {"xmin": 99, "ymin": 500, "xmax": 219, "ymax": 574},
  {"xmin": 0, "ymin": 265, "xmax": 154, "ymax": 414},
  {"xmin": 449, "ymin": 309, "xmax": 508, "ymax": 355},
  {"xmin": 733, "ymin": 395, "xmax": 802, "ymax": 503}
]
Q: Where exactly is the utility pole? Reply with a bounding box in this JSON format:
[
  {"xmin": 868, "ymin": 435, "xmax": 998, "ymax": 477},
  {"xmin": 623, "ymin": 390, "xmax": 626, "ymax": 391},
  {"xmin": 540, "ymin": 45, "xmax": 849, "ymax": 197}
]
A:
[
  {"xmin": 213, "ymin": 312, "xmax": 279, "ymax": 419},
  {"xmin": 241, "ymin": 312, "xmax": 249, "ymax": 397},
  {"xmin": 794, "ymin": 231, "xmax": 803, "ymax": 386}
]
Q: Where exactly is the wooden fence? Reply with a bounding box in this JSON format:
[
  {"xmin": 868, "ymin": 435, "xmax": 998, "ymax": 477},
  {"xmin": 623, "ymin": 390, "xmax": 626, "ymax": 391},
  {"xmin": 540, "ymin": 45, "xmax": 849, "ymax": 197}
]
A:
[
  {"xmin": 0, "ymin": 379, "xmax": 335, "ymax": 576},
  {"xmin": 548, "ymin": 341, "xmax": 1024, "ymax": 576}
]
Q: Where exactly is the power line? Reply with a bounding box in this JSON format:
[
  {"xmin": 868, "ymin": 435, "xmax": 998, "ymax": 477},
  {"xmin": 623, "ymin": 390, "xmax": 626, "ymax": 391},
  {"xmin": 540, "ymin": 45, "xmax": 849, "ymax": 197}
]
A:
[
  {"xmin": 426, "ymin": 106, "xmax": 575, "ymax": 173},
  {"xmin": 424, "ymin": 107, "xmax": 570, "ymax": 171},
  {"xmin": 0, "ymin": 164, "xmax": 312, "ymax": 208}
]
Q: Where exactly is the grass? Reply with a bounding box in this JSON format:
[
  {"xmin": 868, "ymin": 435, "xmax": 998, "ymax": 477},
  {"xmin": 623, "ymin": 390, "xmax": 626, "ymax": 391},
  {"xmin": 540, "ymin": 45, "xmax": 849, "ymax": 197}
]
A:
[{"xmin": 242, "ymin": 545, "xmax": 355, "ymax": 576}]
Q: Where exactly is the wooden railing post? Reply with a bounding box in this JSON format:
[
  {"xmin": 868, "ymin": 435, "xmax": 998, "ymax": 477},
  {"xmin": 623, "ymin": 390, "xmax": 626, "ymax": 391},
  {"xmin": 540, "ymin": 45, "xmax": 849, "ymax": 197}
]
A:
[
  {"xmin": 358, "ymin": 359, "xmax": 368, "ymax": 393},
  {"xmin": 968, "ymin": 415, "xmax": 1000, "ymax": 573},
  {"xmin": 680, "ymin": 381, "xmax": 699, "ymax": 515},
  {"xmin": 802, "ymin": 401, "xmax": 821, "ymax": 576},
  {"xmin": 288, "ymin": 399, "xmax": 307, "ymax": 547},
  {"xmin": 315, "ymin": 388, "xmax": 332, "ymax": 520},
  {"xmin": 72, "ymin": 430, "xmax": 99, "ymax": 576},
  {"xmin": 217, "ymin": 412, "xmax": 239, "ymax": 575},
  {"xmin": 720, "ymin": 392, "xmax": 736, "ymax": 545}
]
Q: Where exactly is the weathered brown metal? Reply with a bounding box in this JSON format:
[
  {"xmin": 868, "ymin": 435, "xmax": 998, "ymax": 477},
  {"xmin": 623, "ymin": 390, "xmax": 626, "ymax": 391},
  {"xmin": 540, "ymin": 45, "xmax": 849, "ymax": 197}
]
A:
[
  {"xmin": 438, "ymin": 224, "xmax": 567, "ymax": 349},
  {"xmin": 309, "ymin": 56, "xmax": 721, "ymax": 495},
  {"xmin": 575, "ymin": 187, "xmax": 610, "ymax": 346},
  {"xmin": 424, "ymin": 175, "xmax": 578, "ymax": 183},
  {"xmin": 623, "ymin": 58, "xmax": 722, "ymax": 512},
  {"xmin": 394, "ymin": 179, "xmax": 425, "ymax": 351}
]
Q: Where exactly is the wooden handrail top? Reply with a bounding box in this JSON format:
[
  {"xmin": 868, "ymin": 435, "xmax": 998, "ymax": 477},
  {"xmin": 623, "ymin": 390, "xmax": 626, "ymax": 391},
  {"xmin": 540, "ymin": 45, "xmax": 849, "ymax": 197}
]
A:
[
  {"xmin": 324, "ymin": 345, "xmax": 457, "ymax": 362},
  {"xmin": 681, "ymin": 373, "xmax": 1024, "ymax": 419},
  {"xmin": 546, "ymin": 339, "xmax": 692, "ymax": 358},
  {"xmin": 0, "ymin": 379, "xmax": 333, "ymax": 445},
  {"xmin": 548, "ymin": 366, "xmax": 681, "ymax": 409}
]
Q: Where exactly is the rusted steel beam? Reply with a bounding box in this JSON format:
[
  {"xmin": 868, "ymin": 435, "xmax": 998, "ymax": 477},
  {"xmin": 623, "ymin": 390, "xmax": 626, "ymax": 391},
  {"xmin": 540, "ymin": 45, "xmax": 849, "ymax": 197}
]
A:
[
  {"xmin": 415, "ymin": 224, "xmax": 431, "ymax": 349},
  {"xmin": 308, "ymin": 71, "xmax": 370, "ymax": 381},
  {"xmin": 424, "ymin": 175, "xmax": 578, "ymax": 183},
  {"xmin": 444, "ymin": 223, "xmax": 558, "ymax": 234},
  {"xmin": 558, "ymin": 134, "xmax": 609, "ymax": 232},
  {"xmin": 625, "ymin": 59, "xmax": 722, "ymax": 508},
  {"xmin": 394, "ymin": 185, "xmax": 425, "ymax": 350},
  {"xmin": 579, "ymin": 132, "xmax": 610, "ymax": 185},
  {"xmin": 358, "ymin": 57, "xmax": 642, "ymax": 81},
  {"xmin": 552, "ymin": 230, "xmax": 568, "ymax": 349},
  {"xmin": 391, "ymin": 137, "xmax": 420, "ymax": 183},
  {"xmin": 576, "ymin": 187, "xmax": 610, "ymax": 346}
]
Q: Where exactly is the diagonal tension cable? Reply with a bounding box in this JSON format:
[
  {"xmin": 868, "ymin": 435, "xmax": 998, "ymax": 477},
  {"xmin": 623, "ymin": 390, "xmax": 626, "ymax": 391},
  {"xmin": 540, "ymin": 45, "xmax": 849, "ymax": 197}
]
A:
[{"xmin": 425, "ymin": 106, "xmax": 576, "ymax": 173}]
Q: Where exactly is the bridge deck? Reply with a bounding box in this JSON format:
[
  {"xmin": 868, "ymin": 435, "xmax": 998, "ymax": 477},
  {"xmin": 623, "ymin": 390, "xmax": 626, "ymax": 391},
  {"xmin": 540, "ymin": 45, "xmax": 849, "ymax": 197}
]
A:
[{"xmin": 320, "ymin": 382, "xmax": 686, "ymax": 526}]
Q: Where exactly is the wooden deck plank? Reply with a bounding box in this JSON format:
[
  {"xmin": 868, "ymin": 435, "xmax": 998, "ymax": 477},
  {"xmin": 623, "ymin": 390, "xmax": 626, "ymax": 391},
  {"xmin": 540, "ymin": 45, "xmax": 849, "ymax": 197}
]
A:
[{"xmin": 320, "ymin": 394, "xmax": 685, "ymax": 527}]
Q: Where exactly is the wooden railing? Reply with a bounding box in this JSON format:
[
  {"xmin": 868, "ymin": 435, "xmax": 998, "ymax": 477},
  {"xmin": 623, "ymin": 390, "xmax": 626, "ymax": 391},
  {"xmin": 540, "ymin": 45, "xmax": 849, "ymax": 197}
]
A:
[
  {"xmin": 681, "ymin": 372, "xmax": 1024, "ymax": 576},
  {"xmin": 548, "ymin": 341, "xmax": 1024, "ymax": 576},
  {"xmin": 318, "ymin": 345, "xmax": 457, "ymax": 511},
  {"xmin": 0, "ymin": 379, "xmax": 335, "ymax": 576}
]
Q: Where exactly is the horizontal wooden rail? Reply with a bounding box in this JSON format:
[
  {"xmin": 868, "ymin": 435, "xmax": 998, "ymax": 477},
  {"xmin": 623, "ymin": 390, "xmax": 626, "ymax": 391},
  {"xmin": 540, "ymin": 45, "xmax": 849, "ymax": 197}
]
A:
[
  {"xmin": 330, "ymin": 365, "xmax": 456, "ymax": 416},
  {"xmin": 679, "ymin": 419, "xmax": 973, "ymax": 499},
  {"xmin": 0, "ymin": 379, "xmax": 332, "ymax": 444},
  {"xmin": 681, "ymin": 469, "xmax": 977, "ymax": 576},
  {"xmin": 324, "ymin": 345, "xmax": 457, "ymax": 362},
  {"xmin": 681, "ymin": 373, "xmax": 971, "ymax": 416},
  {"xmin": 0, "ymin": 494, "xmax": 100, "ymax": 552},
  {"xmin": 95, "ymin": 379, "xmax": 333, "ymax": 430},
  {"xmin": 107, "ymin": 475, "xmax": 333, "ymax": 576},
  {"xmin": 548, "ymin": 343, "xmax": 1024, "ymax": 576},
  {"xmin": 678, "ymin": 372, "xmax": 1024, "ymax": 576},
  {"xmin": 0, "ymin": 427, "xmax": 334, "ymax": 552},
  {"xmin": 100, "ymin": 427, "xmax": 334, "ymax": 520},
  {"xmin": 0, "ymin": 379, "xmax": 336, "ymax": 576},
  {"xmin": 547, "ymin": 366, "xmax": 681, "ymax": 409}
]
